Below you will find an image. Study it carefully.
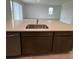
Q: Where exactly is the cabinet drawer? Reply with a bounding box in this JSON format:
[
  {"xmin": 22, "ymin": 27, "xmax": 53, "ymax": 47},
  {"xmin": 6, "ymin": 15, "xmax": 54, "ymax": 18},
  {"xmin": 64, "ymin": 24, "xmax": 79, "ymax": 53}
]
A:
[
  {"xmin": 54, "ymin": 37, "xmax": 73, "ymax": 40},
  {"xmin": 54, "ymin": 31, "xmax": 73, "ymax": 36},
  {"xmin": 21, "ymin": 32, "xmax": 53, "ymax": 36},
  {"xmin": 7, "ymin": 32, "xmax": 20, "ymax": 37}
]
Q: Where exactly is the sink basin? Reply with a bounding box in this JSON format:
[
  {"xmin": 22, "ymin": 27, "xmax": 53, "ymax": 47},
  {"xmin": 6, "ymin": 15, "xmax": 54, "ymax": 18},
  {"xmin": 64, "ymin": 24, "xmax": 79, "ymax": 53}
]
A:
[{"xmin": 26, "ymin": 24, "xmax": 48, "ymax": 29}]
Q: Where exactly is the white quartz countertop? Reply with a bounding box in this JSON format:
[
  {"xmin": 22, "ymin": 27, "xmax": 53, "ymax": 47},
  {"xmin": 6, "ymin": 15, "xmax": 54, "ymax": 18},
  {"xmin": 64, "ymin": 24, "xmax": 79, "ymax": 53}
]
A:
[{"xmin": 6, "ymin": 20, "xmax": 73, "ymax": 31}]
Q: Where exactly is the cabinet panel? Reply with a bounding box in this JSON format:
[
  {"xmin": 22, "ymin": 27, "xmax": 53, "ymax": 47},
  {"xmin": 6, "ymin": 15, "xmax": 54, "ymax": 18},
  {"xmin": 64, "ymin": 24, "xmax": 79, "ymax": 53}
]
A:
[
  {"xmin": 22, "ymin": 36, "xmax": 52, "ymax": 55},
  {"xmin": 6, "ymin": 32, "xmax": 21, "ymax": 56},
  {"xmin": 53, "ymin": 31, "xmax": 73, "ymax": 53}
]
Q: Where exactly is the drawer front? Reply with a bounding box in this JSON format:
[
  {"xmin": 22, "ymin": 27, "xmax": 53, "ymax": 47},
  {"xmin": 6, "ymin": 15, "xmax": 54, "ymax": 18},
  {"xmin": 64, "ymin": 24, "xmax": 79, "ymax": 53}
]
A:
[
  {"xmin": 21, "ymin": 32, "xmax": 53, "ymax": 36},
  {"xmin": 54, "ymin": 31, "xmax": 73, "ymax": 37},
  {"xmin": 7, "ymin": 32, "xmax": 20, "ymax": 37}
]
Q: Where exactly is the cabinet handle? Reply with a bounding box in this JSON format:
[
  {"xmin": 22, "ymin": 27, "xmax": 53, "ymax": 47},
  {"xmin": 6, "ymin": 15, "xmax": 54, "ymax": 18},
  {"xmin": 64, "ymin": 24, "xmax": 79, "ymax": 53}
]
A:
[{"xmin": 7, "ymin": 34, "xmax": 15, "ymax": 37}]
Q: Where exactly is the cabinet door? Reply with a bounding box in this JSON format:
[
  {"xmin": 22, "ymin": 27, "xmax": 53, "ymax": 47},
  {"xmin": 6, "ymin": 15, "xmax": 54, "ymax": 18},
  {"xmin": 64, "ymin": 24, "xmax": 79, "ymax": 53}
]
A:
[
  {"xmin": 6, "ymin": 32, "xmax": 21, "ymax": 56},
  {"xmin": 22, "ymin": 36, "xmax": 52, "ymax": 55},
  {"xmin": 53, "ymin": 31, "xmax": 73, "ymax": 53}
]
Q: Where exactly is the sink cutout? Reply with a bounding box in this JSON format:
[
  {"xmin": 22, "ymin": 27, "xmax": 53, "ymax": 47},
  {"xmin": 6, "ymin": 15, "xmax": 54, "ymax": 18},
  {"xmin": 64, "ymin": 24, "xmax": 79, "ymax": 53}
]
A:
[{"xmin": 26, "ymin": 24, "xmax": 48, "ymax": 29}]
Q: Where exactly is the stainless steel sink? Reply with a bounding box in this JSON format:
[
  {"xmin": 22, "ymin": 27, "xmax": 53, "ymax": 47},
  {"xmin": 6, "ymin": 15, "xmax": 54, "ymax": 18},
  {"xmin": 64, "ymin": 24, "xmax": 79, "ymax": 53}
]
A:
[{"xmin": 26, "ymin": 24, "xmax": 48, "ymax": 29}]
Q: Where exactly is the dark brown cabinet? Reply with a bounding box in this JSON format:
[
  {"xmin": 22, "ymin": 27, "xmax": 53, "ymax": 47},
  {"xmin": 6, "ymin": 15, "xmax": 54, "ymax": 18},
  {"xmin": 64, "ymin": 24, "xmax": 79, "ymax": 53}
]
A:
[
  {"xmin": 6, "ymin": 31, "xmax": 73, "ymax": 56},
  {"xmin": 21, "ymin": 32, "xmax": 53, "ymax": 55},
  {"xmin": 53, "ymin": 31, "xmax": 73, "ymax": 53},
  {"xmin": 6, "ymin": 32, "xmax": 21, "ymax": 56}
]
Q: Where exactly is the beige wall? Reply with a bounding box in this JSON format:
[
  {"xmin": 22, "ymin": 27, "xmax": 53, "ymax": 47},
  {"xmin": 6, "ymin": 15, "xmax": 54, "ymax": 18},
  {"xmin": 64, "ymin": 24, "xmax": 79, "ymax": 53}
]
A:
[{"xmin": 60, "ymin": 0, "xmax": 73, "ymax": 24}]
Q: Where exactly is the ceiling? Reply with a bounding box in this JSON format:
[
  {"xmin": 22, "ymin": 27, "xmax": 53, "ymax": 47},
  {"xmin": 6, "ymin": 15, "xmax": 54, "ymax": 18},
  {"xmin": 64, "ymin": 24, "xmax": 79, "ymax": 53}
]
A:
[{"xmin": 20, "ymin": 0, "xmax": 72, "ymax": 5}]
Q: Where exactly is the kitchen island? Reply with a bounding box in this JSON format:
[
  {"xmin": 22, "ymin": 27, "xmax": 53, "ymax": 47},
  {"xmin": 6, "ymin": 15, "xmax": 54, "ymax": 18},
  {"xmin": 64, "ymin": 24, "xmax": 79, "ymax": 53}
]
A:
[{"xmin": 6, "ymin": 20, "xmax": 73, "ymax": 57}]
